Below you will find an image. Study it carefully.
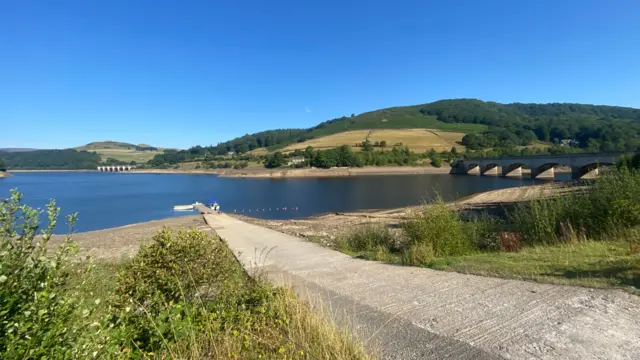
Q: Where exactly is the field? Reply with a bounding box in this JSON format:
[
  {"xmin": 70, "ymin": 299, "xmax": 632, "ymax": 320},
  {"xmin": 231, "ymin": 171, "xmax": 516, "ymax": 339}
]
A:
[
  {"xmin": 281, "ymin": 128, "xmax": 465, "ymax": 153},
  {"xmin": 75, "ymin": 141, "xmax": 166, "ymax": 163}
]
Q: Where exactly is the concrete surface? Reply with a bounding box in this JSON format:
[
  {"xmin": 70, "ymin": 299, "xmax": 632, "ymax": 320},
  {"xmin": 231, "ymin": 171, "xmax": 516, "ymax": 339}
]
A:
[{"xmin": 204, "ymin": 213, "xmax": 640, "ymax": 360}]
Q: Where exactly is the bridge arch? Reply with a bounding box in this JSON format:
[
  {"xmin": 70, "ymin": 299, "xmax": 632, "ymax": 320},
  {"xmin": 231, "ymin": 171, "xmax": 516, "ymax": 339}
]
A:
[
  {"xmin": 481, "ymin": 163, "xmax": 500, "ymax": 176},
  {"xmin": 466, "ymin": 163, "xmax": 480, "ymax": 175},
  {"xmin": 573, "ymin": 162, "xmax": 614, "ymax": 179},
  {"xmin": 502, "ymin": 162, "xmax": 525, "ymax": 177},
  {"xmin": 532, "ymin": 163, "xmax": 560, "ymax": 179}
]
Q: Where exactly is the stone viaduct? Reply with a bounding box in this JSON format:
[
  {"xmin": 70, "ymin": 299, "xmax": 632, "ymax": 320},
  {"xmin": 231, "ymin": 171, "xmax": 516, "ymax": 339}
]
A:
[
  {"xmin": 97, "ymin": 165, "xmax": 135, "ymax": 172},
  {"xmin": 450, "ymin": 153, "xmax": 621, "ymax": 180}
]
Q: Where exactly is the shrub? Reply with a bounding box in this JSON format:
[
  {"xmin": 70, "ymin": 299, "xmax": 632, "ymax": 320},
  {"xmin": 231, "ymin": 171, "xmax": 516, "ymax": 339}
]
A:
[
  {"xmin": 337, "ymin": 225, "xmax": 399, "ymax": 252},
  {"xmin": 401, "ymin": 201, "xmax": 473, "ymax": 258},
  {"xmin": 0, "ymin": 190, "xmax": 93, "ymax": 358},
  {"xmin": 104, "ymin": 227, "xmax": 372, "ymax": 359},
  {"xmin": 509, "ymin": 168, "xmax": 640, "ymax": 245},
  {"xmin": 401, "ymin": 243, "xmax": 435, "ymax": 266},
  {"xmin": 115, "ymin": 228, "xmax": 245, "ymax": 306}
]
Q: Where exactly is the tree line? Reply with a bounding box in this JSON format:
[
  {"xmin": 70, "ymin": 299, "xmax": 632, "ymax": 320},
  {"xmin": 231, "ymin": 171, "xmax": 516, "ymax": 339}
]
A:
[{"xmin": 0, "ymin": 150, "xmax": 101, "ymax": 170}]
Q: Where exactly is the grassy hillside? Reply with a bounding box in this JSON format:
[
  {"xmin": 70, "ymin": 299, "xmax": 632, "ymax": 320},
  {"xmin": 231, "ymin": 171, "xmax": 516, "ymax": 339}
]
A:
[
  {"xmin": 148, "ymin": 99, "xmax": 640, "ymax": 166},
  {"xmin": 281, "ymin": 128, "xmax": 465, "ymax": 153},
  {"xmin": 75, "ymin": 141, "xmax": 165, "ymax": 163}
]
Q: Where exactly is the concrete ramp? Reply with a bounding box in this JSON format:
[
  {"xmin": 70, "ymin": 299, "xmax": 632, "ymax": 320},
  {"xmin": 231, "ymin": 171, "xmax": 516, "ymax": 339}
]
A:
[{"xmin": 204, "ymin": 213, "xmax": 640, "ymax": 360}]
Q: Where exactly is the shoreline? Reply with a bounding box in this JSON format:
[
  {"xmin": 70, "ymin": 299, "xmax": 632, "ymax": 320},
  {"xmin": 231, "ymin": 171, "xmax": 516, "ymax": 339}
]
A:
[
  {"xmin": 132, "ymin": 165, "xmax": 453, "ymax": 178},
  {"xmin": 9, "ymin": 166, "xmax": 454, "ymax": 178},
  {"xmin": 57, "ymin": 182, "xmax": 565, "ymax": 259}
]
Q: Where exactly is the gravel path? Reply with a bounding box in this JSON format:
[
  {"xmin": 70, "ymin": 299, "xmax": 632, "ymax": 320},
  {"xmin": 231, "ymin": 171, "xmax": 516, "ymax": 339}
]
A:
[{"xmin": 205, "ymin": 213, "xmax": 640, "ymax": 360}]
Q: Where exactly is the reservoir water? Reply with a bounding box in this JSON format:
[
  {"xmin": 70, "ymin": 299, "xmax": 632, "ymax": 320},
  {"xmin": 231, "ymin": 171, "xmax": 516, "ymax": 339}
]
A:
[{"xmin": 1, "ymin": 172, "xmax": 551, "ymax": 233}]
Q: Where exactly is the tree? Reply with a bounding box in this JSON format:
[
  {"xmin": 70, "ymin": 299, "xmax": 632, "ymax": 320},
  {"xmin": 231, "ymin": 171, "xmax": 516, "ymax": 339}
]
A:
[
  {"xmin": 0, "ymin": 157, "xmax": 5, "ymax": 171},
  {"xmin": 380, "ymin": 140, "xmax": 387, "ymax": 148},
  {"xmin": 431, "ymin": 156, "xmax": 442, "ymax": 168},
  {"xmin": 264, "ymin": 152, "xmax": 286, "ymax": 168}
]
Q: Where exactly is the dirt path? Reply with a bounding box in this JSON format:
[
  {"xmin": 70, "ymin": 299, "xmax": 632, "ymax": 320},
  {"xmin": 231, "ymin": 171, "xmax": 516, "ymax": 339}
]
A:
[{"xmin": 205, "ymin": 213, "xmax": 640, "ymax": 360}]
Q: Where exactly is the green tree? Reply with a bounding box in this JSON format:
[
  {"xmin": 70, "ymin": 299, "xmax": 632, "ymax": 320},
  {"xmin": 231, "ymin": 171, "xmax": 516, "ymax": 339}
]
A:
[
  {"xmin": 431, "ymin": 155, "xmax": 442, "ymax": 168},
  {"xmin": 380, "ymin": 140, "xmax": 387, "ymax": 148},
  {"xmin": 265, "ymin": 152, "xmax": 286, "ymax": 168},
  {"xmin": 0, "ymin": 157, "xmax": 5, "ymax": 170}
]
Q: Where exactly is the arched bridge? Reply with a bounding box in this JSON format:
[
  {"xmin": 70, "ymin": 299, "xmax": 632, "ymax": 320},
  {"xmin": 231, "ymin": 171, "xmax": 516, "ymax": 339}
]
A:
[
  {"xmin": 97, "ymin": 165, "xmax": 136, "ymax": 172},
  {"xmin": 450, "ymin": 153, "xmax": 622, "ymax": 180}
]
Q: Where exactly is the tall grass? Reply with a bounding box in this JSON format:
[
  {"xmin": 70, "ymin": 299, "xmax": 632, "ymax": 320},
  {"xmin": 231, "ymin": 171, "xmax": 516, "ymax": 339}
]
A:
[{"xmin": 509, "ymin": 168, "xmax": 640, "ymax": 245}]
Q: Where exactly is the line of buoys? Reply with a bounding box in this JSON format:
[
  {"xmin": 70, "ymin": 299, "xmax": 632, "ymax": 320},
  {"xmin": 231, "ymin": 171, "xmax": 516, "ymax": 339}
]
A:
[{"xmin": 233, "ymin": 207, "xmax": 299, "ymax": 213}]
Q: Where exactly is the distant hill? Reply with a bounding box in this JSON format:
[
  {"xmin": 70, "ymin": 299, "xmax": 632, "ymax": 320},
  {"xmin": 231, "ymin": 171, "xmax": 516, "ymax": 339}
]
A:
[
  {"xmin": 1, "ymin": 149, "xmax": 101, "ymax": 170},
  {"xmin": 75, "ymin": 141, "xmax": 166, "ymax": 163},
  {"xmin": 0, "ymin": 148, "xmax": 39, "ymax": 152},
  {"xmin": 210, "ymin": 98, "xmax": 640, "ymax": 154}
]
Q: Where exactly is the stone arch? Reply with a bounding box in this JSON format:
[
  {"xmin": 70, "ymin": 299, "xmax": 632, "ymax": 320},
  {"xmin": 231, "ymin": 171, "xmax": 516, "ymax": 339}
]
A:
[
  {"xmin": 466, "ymin": 163, "xmax": 480, "ymax": 175},
  {"xmin": 573, "ymin": 162, "xmax": 614, "ymax": 179},
  {"xmin": 481, "ymin": 163, "xmax": 500, "ymax": 176},
  {"xmin": 532, "ymin": 163, "xmax": 560, "ymax": 179},
  {"xmin": 502, "ymin": 162, "xmax": 525, "ymax": 177}
]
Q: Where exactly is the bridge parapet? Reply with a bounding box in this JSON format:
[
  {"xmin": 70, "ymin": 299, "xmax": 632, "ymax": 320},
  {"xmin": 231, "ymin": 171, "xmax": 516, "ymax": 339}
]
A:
[{"xmin": 450, "ymin": 152, "xmax": 621, "ymax": 180}]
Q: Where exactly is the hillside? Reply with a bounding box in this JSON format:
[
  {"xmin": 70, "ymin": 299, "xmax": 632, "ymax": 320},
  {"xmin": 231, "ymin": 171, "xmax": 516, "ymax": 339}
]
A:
[
  {"xmin": 281, "ymin": 129, "xmax": 465, "ymax": 153},
  {"xmin": 0, "ymin": 148, "xmax": 39, "ymax": 153},
  {"xmin": 75, "ymin": 141, "xmax": 165, "ymax": 163},
  {"xmin": 1, "ymin": 149, "xmax": 101, "ymax": 170},
  {"xmin": 147, "ymin": 99, "xmax": 640, "ymax": 166}
]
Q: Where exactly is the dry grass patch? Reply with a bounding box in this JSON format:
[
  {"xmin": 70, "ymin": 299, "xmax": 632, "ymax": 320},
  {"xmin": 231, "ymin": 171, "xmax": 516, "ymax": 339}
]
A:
[{"xmin": 282, "ymin": 129, "xmax": 465, "ymax": 153}]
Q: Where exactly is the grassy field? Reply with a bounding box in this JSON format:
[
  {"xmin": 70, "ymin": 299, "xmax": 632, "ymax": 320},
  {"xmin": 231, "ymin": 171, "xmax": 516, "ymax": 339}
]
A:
[
  {"xmin": 281, "ymin": 128, "xmax": 465, "ymax": 153},
  {"xmin": 75, "ymin": 141, "xmax": 165, "ymax": 163}
]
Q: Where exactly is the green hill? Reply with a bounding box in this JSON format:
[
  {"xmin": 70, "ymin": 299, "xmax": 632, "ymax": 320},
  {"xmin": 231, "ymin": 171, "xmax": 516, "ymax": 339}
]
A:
[
  {"xmin": 148, "ymin": 99, "xmax": 640, "ymax": 167},
  {"xmin": 75, "ymin": 141, "xmax": 165, "ymax": 163}
]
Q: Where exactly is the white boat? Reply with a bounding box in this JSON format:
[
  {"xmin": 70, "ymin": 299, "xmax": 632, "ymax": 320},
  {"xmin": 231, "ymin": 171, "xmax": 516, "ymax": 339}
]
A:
[
  {"xmin": 172, "ymin": 202, "xmax": 203, "ymax": 211},
  {"xmin": 173, "ymin": 205, "xmax": 194, "ymax": 211}
]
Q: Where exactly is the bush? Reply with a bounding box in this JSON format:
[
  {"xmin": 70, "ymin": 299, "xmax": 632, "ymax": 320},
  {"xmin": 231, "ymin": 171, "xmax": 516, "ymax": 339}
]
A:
[
  {"xmin": 401, "ymin": 243, "xmax": 435, "ymax": 266},
  {"xmin": 0, "ymin": 190, "xmax": 93, "ymax": 358},
  {"xmin": 337, "ymin": 225, "xmax": 399, "ymax": 253},
  {"xmin": 401, "ymin": 201, "xmax": 473, "ymax": 258},
  {"xmin": 509, "ymin": 168, "xmax": 640, "ymax": 245}
]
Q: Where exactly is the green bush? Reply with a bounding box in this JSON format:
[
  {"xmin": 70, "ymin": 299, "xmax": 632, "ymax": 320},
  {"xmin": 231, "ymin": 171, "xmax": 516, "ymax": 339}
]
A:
[
  {"xmin": 401, "ymin": 201, "xmax": 473, "ymax": 258},
  {"xmin": 0, "ymin": 190, "xmax": 93, "ymax": 358},
  {"xmin": 337, "ymin": 225, "xmax": 399, "ymax": 252},
  {"xmin": 401, "ymin": 243, "xmax": 435, "ymax": 266},
  {"xmin": 509, "ymin": 168, "xmax": 640, "ymax": 245}
]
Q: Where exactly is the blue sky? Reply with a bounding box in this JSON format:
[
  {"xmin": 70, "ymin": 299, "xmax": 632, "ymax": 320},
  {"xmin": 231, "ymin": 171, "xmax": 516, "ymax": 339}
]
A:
[{"xmin": 1, "ymin": 0, "xmax": 639, "ymax": 149}]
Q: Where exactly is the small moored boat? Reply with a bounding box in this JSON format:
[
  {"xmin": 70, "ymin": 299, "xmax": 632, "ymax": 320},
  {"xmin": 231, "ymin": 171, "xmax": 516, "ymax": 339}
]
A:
[{"xmin": 173, "ymin": 205, "xmax": 194, "ymax": 211}]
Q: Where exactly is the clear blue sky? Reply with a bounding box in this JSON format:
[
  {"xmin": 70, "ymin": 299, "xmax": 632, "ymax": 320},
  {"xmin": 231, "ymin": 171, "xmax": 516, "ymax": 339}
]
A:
[{"xmin": 1, "ymin": 0, "xmax": 639, "ymax": 149}]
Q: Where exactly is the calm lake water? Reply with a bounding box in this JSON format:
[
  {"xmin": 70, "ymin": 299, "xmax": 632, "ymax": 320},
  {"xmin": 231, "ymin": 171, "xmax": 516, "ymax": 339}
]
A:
[{"xmin": 1, "ymin": 172, "xmax": 553, "ymax": 233}]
